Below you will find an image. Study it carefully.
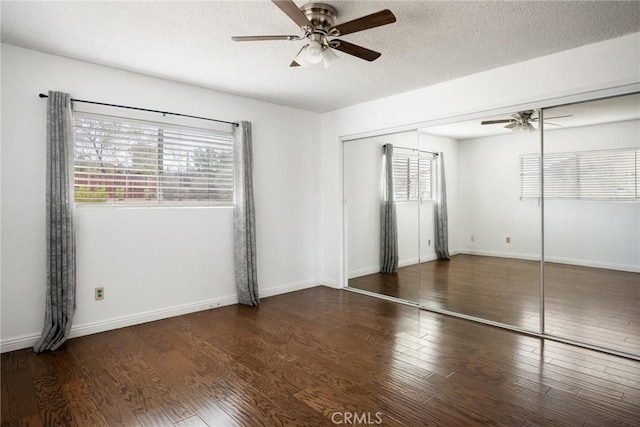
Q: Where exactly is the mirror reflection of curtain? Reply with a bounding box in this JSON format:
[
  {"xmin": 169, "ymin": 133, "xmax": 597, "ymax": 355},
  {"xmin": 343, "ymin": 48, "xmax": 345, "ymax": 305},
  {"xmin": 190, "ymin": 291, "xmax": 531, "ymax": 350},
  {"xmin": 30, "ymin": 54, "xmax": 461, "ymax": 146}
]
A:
[
  {"xmin": 434, "ymin": 152, "xmax": 450, "ymax": 260},
  {"xmin": 381, "ymin": 144, "xmax": 398, "ymax": 273}
]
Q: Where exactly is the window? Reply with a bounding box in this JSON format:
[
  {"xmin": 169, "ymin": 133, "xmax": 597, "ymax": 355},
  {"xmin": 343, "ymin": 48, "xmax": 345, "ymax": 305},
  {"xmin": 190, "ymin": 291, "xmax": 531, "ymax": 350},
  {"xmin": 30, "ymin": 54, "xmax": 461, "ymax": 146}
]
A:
[
  {"xmin": 520, "ymin": 147, "xmax": 639, "ymax": 200},
  {"xmin": 392, "ymin": 152, "xmax": 433, "ymax": 201},
  {"xmin": 73, "ymin": 112, "xmax": 234, "ymax": 205}
]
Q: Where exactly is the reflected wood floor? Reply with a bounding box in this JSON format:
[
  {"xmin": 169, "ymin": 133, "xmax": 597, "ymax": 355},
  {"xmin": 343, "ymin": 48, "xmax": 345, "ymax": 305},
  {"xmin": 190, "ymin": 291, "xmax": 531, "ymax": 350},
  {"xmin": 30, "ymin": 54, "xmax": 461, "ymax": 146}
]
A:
[
  {"xmin": 349, "ymin": 254, "xmax": 640, "ymax": 355},
  {"xmin": 2, "ymin": 286, "xmax": 640, "ymax": 426}
]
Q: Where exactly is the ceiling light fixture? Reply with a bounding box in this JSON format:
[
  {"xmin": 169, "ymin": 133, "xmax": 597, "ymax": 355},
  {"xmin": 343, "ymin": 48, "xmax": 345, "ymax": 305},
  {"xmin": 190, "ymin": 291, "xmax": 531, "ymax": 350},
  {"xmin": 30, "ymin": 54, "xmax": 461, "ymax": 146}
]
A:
[
  {"xmin": 481, "ymin": 110, "xmax": 572, "ymax": 132},
  {"xmin": 294, "ymin": 34, "xmax": 340, "ymax": 68},
  {"xmin": 232, "ymin": 1, "xmax": 395, "ymax": 68}
]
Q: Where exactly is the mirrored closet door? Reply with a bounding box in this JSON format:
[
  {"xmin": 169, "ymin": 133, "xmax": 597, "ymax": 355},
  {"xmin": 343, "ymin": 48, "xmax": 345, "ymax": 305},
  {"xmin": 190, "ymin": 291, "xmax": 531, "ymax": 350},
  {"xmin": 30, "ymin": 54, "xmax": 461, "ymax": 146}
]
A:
[
  {"xmin": 345, "ymin": 130, "xmax": 421, "ymax": 303},
  {"xmin": 542, "ymin": 93, "xmax": 640, "ymax": 355},
  {"xmin": 418, "ymin": 113, "xmax": 542, "ymax": 332},
  {"xmin": 344, "ymin": 92, "xmax": 639, "ymax": 358}
]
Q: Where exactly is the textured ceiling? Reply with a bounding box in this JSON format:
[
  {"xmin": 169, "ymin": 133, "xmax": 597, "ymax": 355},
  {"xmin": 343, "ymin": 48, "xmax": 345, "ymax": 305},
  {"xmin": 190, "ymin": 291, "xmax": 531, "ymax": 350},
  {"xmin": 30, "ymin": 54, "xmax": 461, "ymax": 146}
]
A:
[{"xmin": 2, "ymin": 1, "xmax": 639, "ymax": 113}]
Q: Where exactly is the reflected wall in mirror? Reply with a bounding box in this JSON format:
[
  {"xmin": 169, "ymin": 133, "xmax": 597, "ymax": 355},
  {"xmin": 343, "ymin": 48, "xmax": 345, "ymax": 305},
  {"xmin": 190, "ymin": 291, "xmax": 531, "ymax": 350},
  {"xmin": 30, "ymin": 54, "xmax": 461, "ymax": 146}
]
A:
[
  {"xmin": 345, "ymin": 130, "xmax": 421, "ymax": 303},
  {"xmin": 542, "ymin": 93, "xmax": 640, "ymax": 356},
  {"xmin": 419, "ymin": 112, "xmax": 542, "ymax": 331}
]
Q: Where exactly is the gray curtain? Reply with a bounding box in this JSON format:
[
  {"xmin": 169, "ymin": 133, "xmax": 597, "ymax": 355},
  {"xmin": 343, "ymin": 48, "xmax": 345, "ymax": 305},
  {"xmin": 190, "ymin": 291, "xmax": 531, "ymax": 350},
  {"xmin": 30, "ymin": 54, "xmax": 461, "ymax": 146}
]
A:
[
  {"xmin": 233, "ymin": 121, "xmax": 259, "ymax": 306},
  {"xmin": 34, "ymin": 91, "xmax": 76, "ymax": 352},
  {"xmin": 381, "ymin": 144, "xmax": 398, "ymax": 273},
  {"xmin": 434, "ymin": 152, "xmax": 450, "ymax": 260}
]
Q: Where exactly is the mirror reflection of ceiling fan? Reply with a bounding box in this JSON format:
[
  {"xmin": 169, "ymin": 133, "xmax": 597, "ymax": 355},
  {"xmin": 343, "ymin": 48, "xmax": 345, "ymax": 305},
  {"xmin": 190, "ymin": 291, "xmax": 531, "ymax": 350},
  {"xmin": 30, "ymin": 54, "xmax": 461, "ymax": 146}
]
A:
[
  {"xmin": 481, "ymin": 110, "xmax": 572, "ymax": 131},
  {"xmin": 231, "ymin": 0, "xmax": 396, "ymax": 68}
]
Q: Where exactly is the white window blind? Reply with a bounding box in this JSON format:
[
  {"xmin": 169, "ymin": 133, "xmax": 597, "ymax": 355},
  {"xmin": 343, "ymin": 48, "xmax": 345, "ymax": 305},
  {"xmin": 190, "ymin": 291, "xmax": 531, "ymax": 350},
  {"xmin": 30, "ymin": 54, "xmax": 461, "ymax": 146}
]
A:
[
  {"xmin": 392, "ymin": 152, "xmax": 433, "ymax": 201},
  {"xmin": 73, "ymin": 112, "xmax": 234, "ymax": 205},
  {"xmin": 520, "ymin": 147, "xmax": 639, "ymax": 200}
]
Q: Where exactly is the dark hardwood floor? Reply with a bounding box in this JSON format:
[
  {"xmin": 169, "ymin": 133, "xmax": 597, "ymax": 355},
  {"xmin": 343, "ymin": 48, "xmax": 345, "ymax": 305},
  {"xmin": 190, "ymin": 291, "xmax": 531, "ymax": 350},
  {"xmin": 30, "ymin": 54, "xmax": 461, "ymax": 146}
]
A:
[
  {"xmin": 349, "ymin": 254, "xmax": 640, "ymax": 355},
  {"xmin": 2, "ymin": 286, "xmax": 640, "ymax": 426}
]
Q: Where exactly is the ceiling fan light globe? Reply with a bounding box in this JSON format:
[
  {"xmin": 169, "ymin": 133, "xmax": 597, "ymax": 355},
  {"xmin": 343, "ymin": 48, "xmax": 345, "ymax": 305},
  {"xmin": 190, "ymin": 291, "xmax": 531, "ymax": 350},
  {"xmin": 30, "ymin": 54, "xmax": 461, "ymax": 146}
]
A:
[
  {"xmin": 306, "ymin": 40, "xmax": 323, "ymax": 64},
  {"xmin": 321, "ymin": 47, "xmax": 339, "ymax": 68},
  {"xmin": 294, "ymin": 45, "xmax": 313, "ymax": 68}
]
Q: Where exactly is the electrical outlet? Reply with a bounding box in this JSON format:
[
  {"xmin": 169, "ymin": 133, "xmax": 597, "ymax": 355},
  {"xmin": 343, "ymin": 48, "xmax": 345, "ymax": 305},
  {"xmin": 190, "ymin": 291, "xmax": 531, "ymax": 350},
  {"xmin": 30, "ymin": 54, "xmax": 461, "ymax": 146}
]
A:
[
  {"xmin": 428, "ymin": 239, "xmax": 431, "ymax": 246},
  {"xmin": 470, "ymin": 235, "xmax": 475, "ymax": 242},
  {"xmin": 506, "ymin": 237, "xmax": 511, "ymax": 244},
  {"xmin": 95, "ymin": 287, "xmax": 104, "ymax": 300}
]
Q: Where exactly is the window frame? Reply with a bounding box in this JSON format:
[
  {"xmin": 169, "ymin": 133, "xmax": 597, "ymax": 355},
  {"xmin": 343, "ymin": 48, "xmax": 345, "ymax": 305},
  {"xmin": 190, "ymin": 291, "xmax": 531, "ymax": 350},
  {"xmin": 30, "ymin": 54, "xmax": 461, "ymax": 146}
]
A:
[
  {"xmin": 520, "ymin": 147, "xmax": 639, "ymax": 201},
  {"xmin": 72, "ymin": 111, "xmax": 235, "ymax": 207},
  {"xmin": 392, "ymin": 151, "xmax": 434, "ymax": 203}
]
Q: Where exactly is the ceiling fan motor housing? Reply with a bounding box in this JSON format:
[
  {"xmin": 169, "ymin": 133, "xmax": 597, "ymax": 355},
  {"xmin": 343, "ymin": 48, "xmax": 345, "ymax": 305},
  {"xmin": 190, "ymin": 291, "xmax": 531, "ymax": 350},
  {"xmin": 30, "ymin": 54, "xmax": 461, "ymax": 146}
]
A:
[{"xmin": 301, "ymin": 3, "xmax": 337, "ymax": 33}]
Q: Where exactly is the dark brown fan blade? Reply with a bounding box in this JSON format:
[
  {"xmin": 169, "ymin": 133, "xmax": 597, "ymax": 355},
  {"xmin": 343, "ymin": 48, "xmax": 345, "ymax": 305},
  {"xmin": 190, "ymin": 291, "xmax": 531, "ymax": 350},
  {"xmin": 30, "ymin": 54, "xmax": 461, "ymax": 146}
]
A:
[
  {"xmin": 331, "ymin": 40, "xmax": 380, "ymax": 62},
  {"xmin": 272, "ymin": 0, "xmax": 313, "ymax": 29},
  {"xmin": 290, "ymin": 61, "xmax": 301, "ymax": 67},
  {"xmin": 329, "ymin": 9, "xmax": 396, "ymax": 36},
  {"xmin": 481, "ymin": 119, "xmax": 515, "ymax": 125},
  {"xmin": 232, "ymin": 35, "xmax": 300, "ymax": 41}
]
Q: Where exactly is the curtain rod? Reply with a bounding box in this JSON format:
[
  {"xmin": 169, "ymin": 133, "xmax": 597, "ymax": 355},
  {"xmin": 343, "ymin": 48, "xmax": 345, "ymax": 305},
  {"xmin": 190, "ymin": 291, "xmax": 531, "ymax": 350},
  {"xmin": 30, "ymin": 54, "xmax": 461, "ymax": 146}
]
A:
[
  {"xmin": 38, "ymin": 93, "xmax": 239, "ymax": 127},
  {"xmin": 394, "ymin": 146, "xmax": 439, "ymax": 156}
]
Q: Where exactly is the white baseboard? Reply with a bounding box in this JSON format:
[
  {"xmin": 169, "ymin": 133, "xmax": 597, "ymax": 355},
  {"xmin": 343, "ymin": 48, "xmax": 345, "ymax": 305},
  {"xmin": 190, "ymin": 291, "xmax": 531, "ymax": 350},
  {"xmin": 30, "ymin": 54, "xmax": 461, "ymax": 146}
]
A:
[
  {"xmin": 544, "ymin": 255, "xmax": 640, "ymax": 273},
  {"xmin": 347, "ymin": 253, "xmax": 455, "ymax": 279},
  {"xmin": 420, "ymin": 254, "xmax": 439, "ymax": 263},
  {"xmin": 347, "ymin": 265, "xmax": 380, "ymax": 279},
  {"xmin": 0, "ymin": 279, "xmax": 321, "ymax": 353},
  {"xmin": 398, "ymin": 257, "xmax": 420, "ymax": 268},
  {"xmin": 0, "ymin": 333, "xmax": 42, "ymax": 354},
  {"xmin": 459, "ymin": 249, "xmax": 640, "ymax": 273},
  {"xmin": 320, "ymin": 278, "xmax": 339, "ymax": 288},
  {"xmin": 260, "ymin": 279, "xmax": 319, "ymax": 298},
  {"xmin": 460, "ymin": 249, "xmax": 540, "ymax": 262}
]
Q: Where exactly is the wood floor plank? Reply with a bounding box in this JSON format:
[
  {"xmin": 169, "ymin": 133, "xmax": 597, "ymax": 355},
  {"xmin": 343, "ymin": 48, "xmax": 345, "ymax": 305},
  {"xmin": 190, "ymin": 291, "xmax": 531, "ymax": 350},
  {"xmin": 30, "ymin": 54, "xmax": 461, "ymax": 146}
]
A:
[
  {"xmin": 174, "ymin": 415, "xmax": 209, "ymax": 427},
  {"xmin": 29, "ymin": 370, "xmax": 75, "ymax": 426},
  {"xmin": 135, "ymin": 408, "xmax": 174, "ymax": 427},
  {"xmin": 3, "ymin": 369, "xmax": 40, "ymax": 421},
  {"xmin": 1, "ymin": 287, "xmax": 638, "ymax": 426},
  {"xmin": 181, "ymin": 394, "xmax": 239, "ymax": 427},
  {"xmin": 94, "ymin": 398, "xmax": 142, "ymax": 427},
  {"xmin": 13, "ymin": 414, "xmax": 44, "ymax": 427},
  {"xmin": 1, "ymin": 385, "xmax": 10, "ymax": 424},
  {"xmin": 350, "ymin": 254, "xmax": 640, "ymax": 355},
  {"xmin": 61, "ymin": 379, "xmax": 110, "ymax": 426}
]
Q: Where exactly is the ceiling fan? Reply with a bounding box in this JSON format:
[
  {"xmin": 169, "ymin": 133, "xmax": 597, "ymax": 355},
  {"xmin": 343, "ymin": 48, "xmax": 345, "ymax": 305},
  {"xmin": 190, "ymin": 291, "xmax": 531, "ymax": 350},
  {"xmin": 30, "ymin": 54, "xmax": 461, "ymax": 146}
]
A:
[
  {"xmin": 481, "ymin": 110, "xmax": 572, "ymax": 132},
  {"xmin": 231, "ymin": 0, "xmax": 396, "ymax": 68}
]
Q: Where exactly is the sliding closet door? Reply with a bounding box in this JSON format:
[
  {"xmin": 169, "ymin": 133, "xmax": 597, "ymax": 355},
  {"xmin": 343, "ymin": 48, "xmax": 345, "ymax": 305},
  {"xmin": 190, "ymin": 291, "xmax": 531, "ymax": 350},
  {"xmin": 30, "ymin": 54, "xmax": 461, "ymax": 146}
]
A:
[
  {"xmin": 345, "ymin": 130, "xmax": 421, "ymax": 304},
  {"xmin": 542, "ymin": 93, "xmax": 640, "ymax": 356},
  {"xmin": 419, "ymin": 115, "xmax": 542, "ymax": 332}
]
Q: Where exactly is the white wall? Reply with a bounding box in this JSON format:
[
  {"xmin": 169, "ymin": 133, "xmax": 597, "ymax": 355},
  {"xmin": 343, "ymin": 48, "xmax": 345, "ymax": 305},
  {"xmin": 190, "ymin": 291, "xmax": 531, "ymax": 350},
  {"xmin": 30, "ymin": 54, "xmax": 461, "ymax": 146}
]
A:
[
  {"xmin": 456, "ymin": 119, "xmax": 639, "ymax": 272},
  {"xmin": 457, "ymin": 131, "xmax": 542, "ymax": 259},
  {"xmin": 346, "ymin": 118, "xmax": 639, "ymax": 279},
  {"xmin": 320, "ymin": 33, "xmax": 640, "ymax": 287},
  {"xmin": 544, "ymin": 120, "xmax": 639, "ymax": 270},
  {"xmin": 1, "ymin": 44, "xmax": 321, "ymax": 351}
]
